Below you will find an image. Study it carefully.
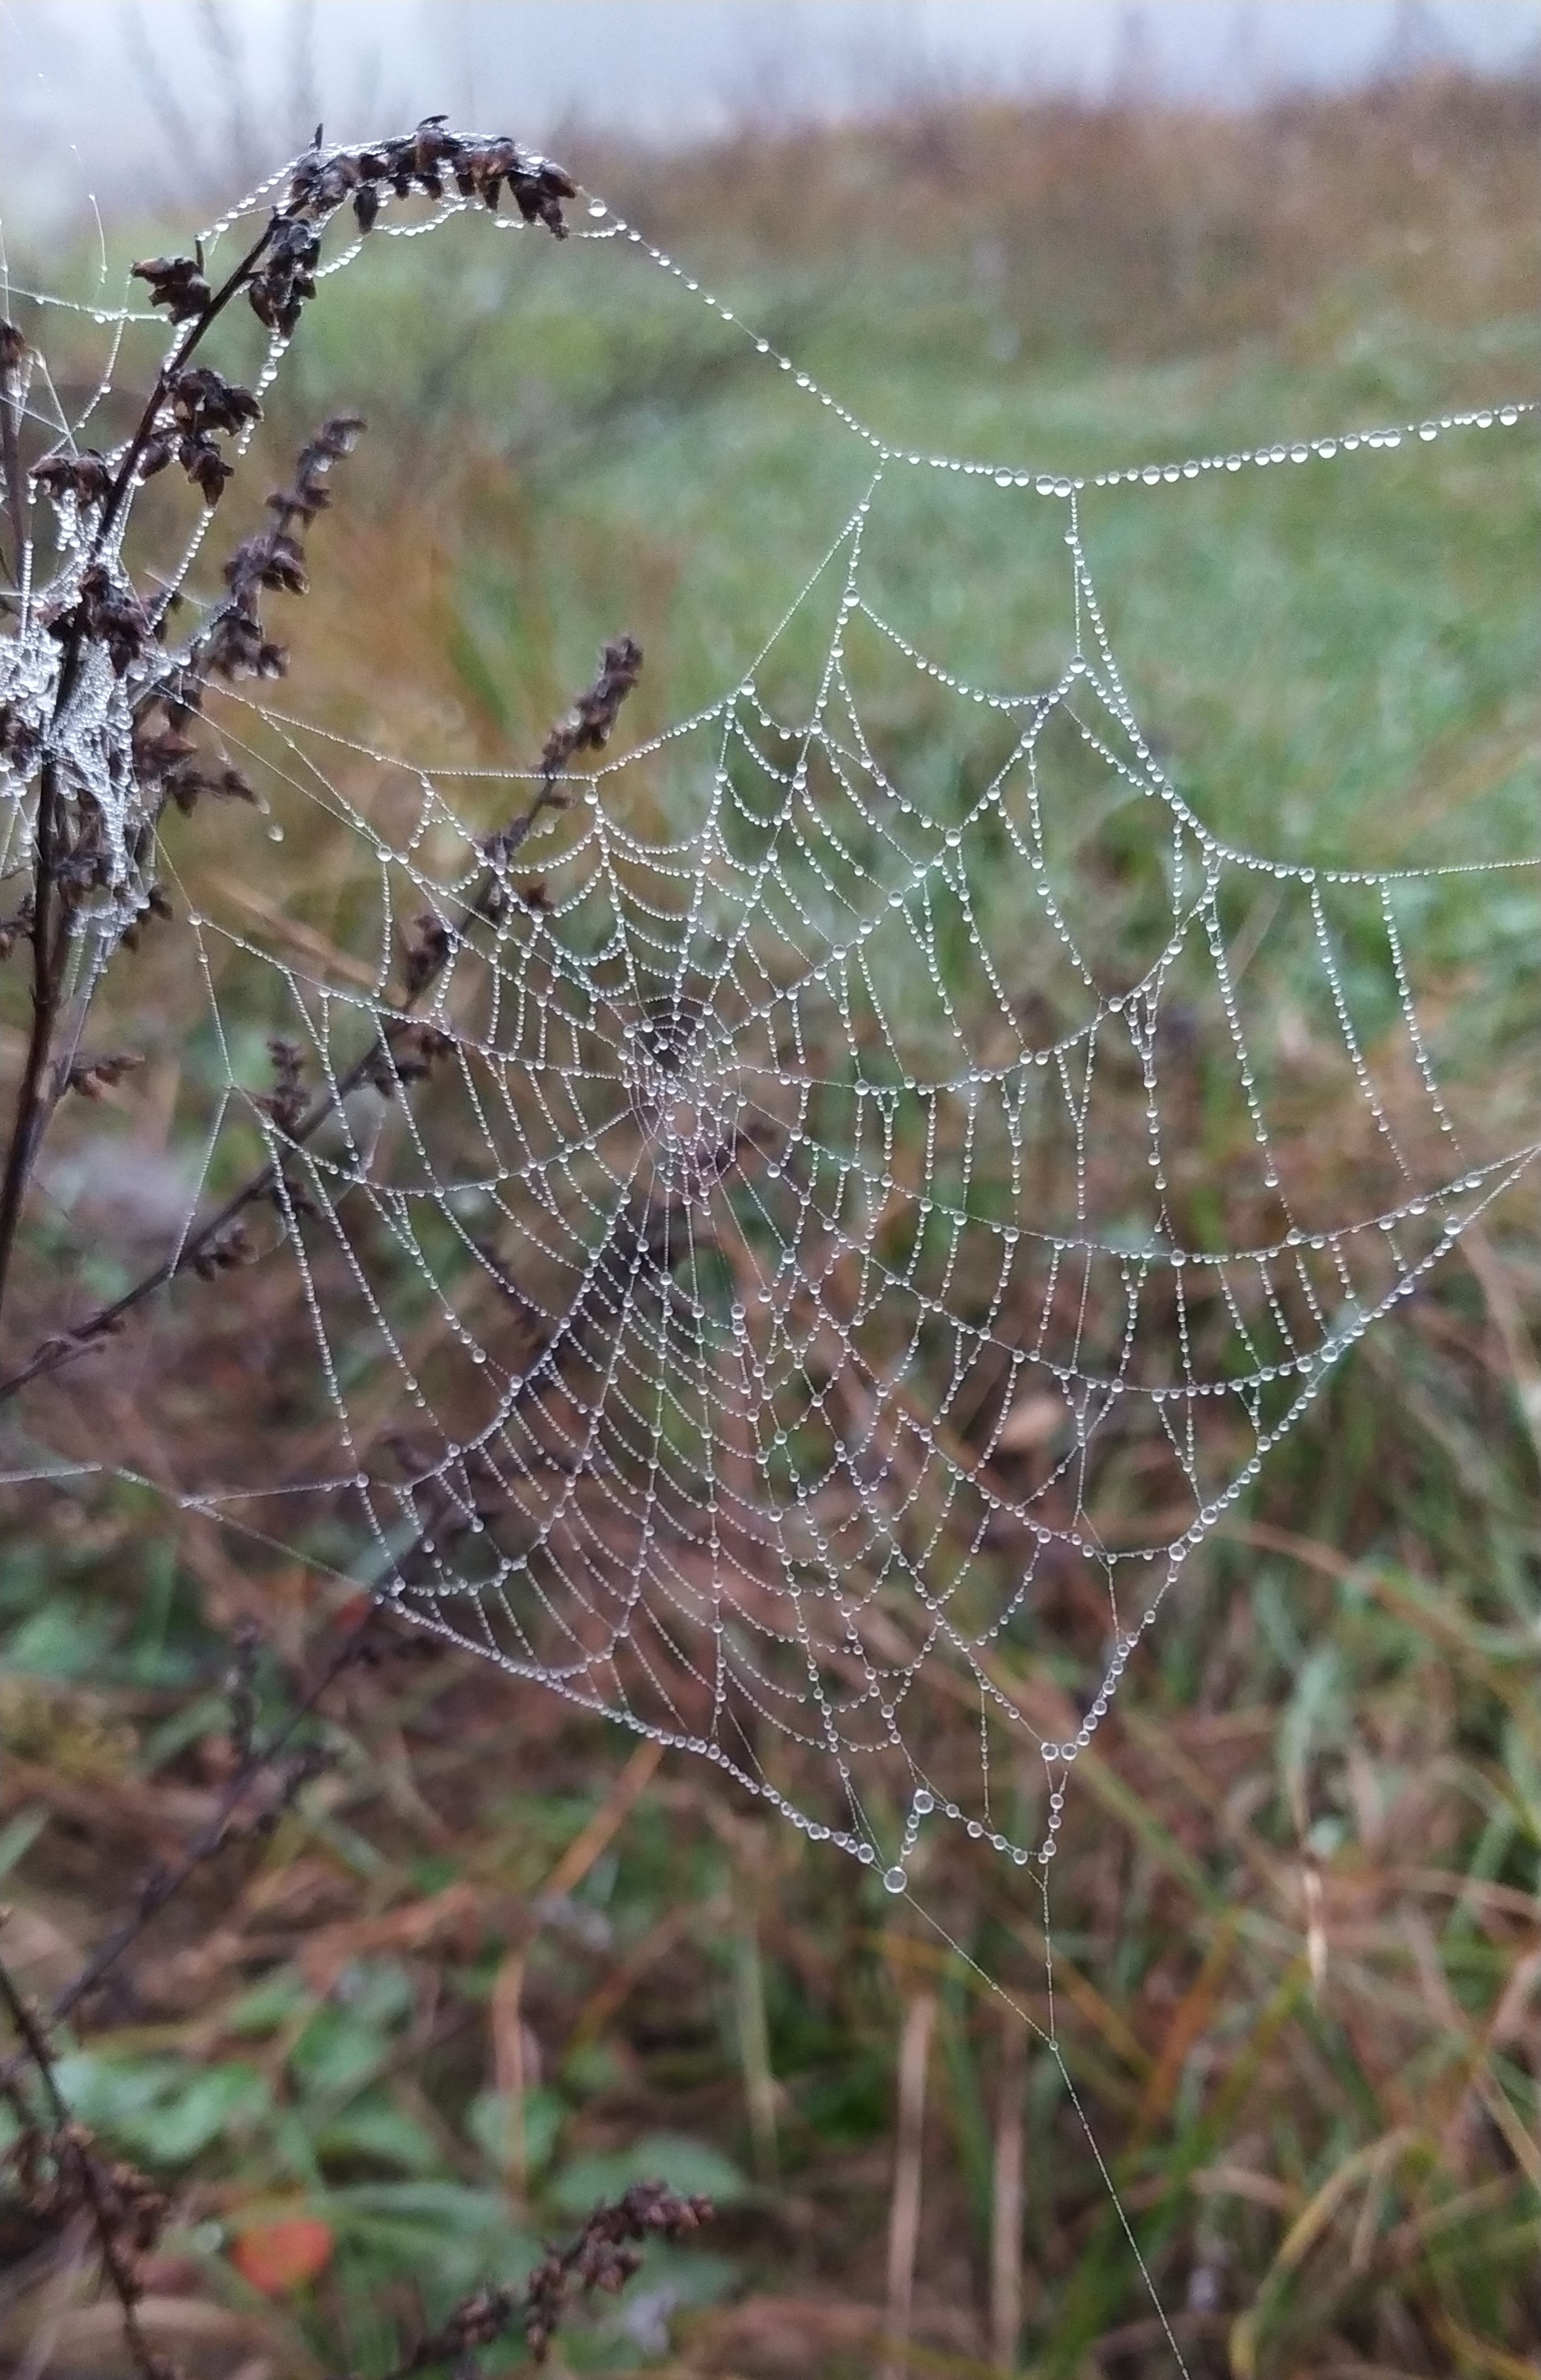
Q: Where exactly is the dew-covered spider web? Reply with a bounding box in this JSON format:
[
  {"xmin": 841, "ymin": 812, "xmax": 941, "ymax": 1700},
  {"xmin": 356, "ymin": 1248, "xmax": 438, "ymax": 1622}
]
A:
[{"xmin": 3, "ymin": 132, "xmax": 1538, "ymax": 2362}]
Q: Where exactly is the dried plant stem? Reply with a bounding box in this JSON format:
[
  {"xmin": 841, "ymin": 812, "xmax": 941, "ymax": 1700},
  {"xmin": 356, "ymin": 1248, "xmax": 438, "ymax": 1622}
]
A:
[
  {"xmin": 490, "ymin": 1950, "xmax": 530, "ymax": 2194},
  {"xmin": 0, "ymin": 1946, "xmax": 170, "ymax": 2380},
  {"xmin": 882, "ymin": 1988, "xmax": 936, "ymax": 2380},
  {"xmin": 735, "ymin": 1920, "xmax": 780, "ymax": 2179},
  {"xmin": 990, "ymin": 2006, "xmax": 1027, "ymax": 2372}
]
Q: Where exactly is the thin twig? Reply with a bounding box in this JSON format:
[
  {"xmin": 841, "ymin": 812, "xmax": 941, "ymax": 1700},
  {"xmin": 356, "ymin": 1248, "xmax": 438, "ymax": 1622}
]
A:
[{"xmin": 882, "ymin": 1990, "xmax": 936, "ymax": 2380}]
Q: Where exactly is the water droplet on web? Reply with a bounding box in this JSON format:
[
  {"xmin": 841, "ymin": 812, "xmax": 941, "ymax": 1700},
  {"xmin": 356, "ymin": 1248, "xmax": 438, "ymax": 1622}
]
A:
[
  {"xmin": 882, "ymin": 1866, "xmax": 907, "ymax": 1894},
  {"xmin": 587, "ymin": 200, "xmax": 607, "ymax": 218}
]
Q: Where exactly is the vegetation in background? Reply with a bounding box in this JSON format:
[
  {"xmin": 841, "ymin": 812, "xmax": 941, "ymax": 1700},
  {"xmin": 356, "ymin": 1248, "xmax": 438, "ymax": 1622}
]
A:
[{"xmin": 1, "ymin": 68, "xmax": 1538, "ymax": 2378}]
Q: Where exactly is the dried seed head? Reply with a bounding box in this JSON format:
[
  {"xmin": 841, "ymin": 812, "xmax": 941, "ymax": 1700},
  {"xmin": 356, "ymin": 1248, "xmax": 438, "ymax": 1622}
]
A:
[
  {"xmin": 539, "ymin": 633, "xmax": 644, "ymax": 781},
  {"xmin": 260, "ymin": 1038, "xmax": 308, "ymax": 1137},
  {"xmin": 192, "ymin": 1223, "xmax": 258, "ymax": 1281},
  {"xmin": 167, "ymin": 365, "xmax": 262, "ymax": 436},
  {"xmin": 131, "ymin": 252, "xmax": 212, "ymax": 320},
  {"xmin": 30, "ymin": 450, "xmax": 114, "ymax": 506},
  {"xmin": 402, "ymin": 911, "xmax": 452, "ymax": 999},
  {"xmin": 65, "ymin": 1051, "xmax": 144, "ymax": 1101}
]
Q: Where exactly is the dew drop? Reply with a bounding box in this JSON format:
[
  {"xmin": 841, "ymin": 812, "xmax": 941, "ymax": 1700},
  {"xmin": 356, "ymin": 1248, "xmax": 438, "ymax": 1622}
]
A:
[{"xmin": 882, "ymin": 1866, "xmax": 907, "ymax": 1894}]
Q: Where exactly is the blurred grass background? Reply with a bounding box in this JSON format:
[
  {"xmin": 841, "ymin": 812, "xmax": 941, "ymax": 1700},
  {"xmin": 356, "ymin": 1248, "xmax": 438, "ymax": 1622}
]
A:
[{"xmin": 2, "ymin": 64, "xmax": 1539, "ymax": 2380}]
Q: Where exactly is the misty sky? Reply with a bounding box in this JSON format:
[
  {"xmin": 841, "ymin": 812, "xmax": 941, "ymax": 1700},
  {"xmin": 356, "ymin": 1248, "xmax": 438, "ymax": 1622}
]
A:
[{"xmin": 1, "ymin": 1, "xmax": 1537, "ymax": 231}]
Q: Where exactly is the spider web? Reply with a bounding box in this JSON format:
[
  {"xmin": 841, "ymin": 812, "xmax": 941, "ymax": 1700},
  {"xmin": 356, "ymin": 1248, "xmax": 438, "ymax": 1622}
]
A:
[{"xmin": 3, "ymin": 137, "xmax": 1538, "ymax": 2364}]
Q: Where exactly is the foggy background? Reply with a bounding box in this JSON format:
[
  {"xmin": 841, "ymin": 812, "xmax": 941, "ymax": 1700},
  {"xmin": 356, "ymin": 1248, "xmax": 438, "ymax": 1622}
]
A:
[{"xmin": 3, "ymin": 0, "xmax": 1538, "ymax": 234}]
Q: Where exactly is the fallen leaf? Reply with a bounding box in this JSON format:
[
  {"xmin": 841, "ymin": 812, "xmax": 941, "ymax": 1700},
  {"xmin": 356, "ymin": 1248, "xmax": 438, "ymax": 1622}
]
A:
[{"xmin": 231, "ymin": 2215, "xmax": 334, "ymax": 2294}]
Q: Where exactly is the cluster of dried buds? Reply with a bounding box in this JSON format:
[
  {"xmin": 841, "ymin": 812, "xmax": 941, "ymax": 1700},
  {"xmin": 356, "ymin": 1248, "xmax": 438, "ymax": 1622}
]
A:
[
  {"xmin": 136, "ymin": 363, "xmax": 263, "ymax": 506},
  {"xmin": 258, "ymin": 1037, "xmax": 308, "ymax": 1137},
  {"xmin": 247, "ymin": 216, "xmax": 322, "ymax": 338},
  {"xmin": 131, "ymin": 724, "xmax": 257, "ymax": 819},
  {"xmin": 539, "ymin": 632, "xmax": 643, "ymax": 782},
  {"xmin": 480, "ymin": 635, "xmax": 645, "ymax": 890},
  {"xmin": 30, "ymin": 448, "xmax": 114, "ymax": 508},
  {"xmin": 1, "ymin": 2116, "xmax": 176, "ymax": 2380},
  {"xmin": 288, "ymin": 115, "xmax": 578, "ymax": 238},
  {"xmin": 523, "ymin": 2182, "xmax": 713, "ymax": 2361},
  {"xmin": 118, "ymin": 412, "xmax": 364, "ymax": 858},
  {"xmin": 191, "ymin": 1222, "xmax": 257, "ymax": 1280},
  {"xmin": 131, "ymin": 222, "xmax": 318, "ymax": 348},
  {"xmin": 377, "ymin": 2181, "xmax": 713, "ymax": 2371},
  {"xmin": 65, "ymin": 1050, "xmax": 143, "ymax": 1101},
  {"xmin": 213, "ymin": 413, "xmax": 364, "ymax": 647},
  {"xmin": 45, "ymin": 561, "xmax": 150, "ymax": 677},
  {"xmin": 0, "ymin": 895, "xmax": 34, "ymax": 962},
  {"xmin": 3, "ymin": 2119, "xmax": 169, "ymax": 2263},
  {"xmin": 401, "ymin": 910, "xmax": 452, "ymax": 999},
  {"xmin": 371, "ymin": 1021, "xmax": 455, "ymax": 1095}
]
